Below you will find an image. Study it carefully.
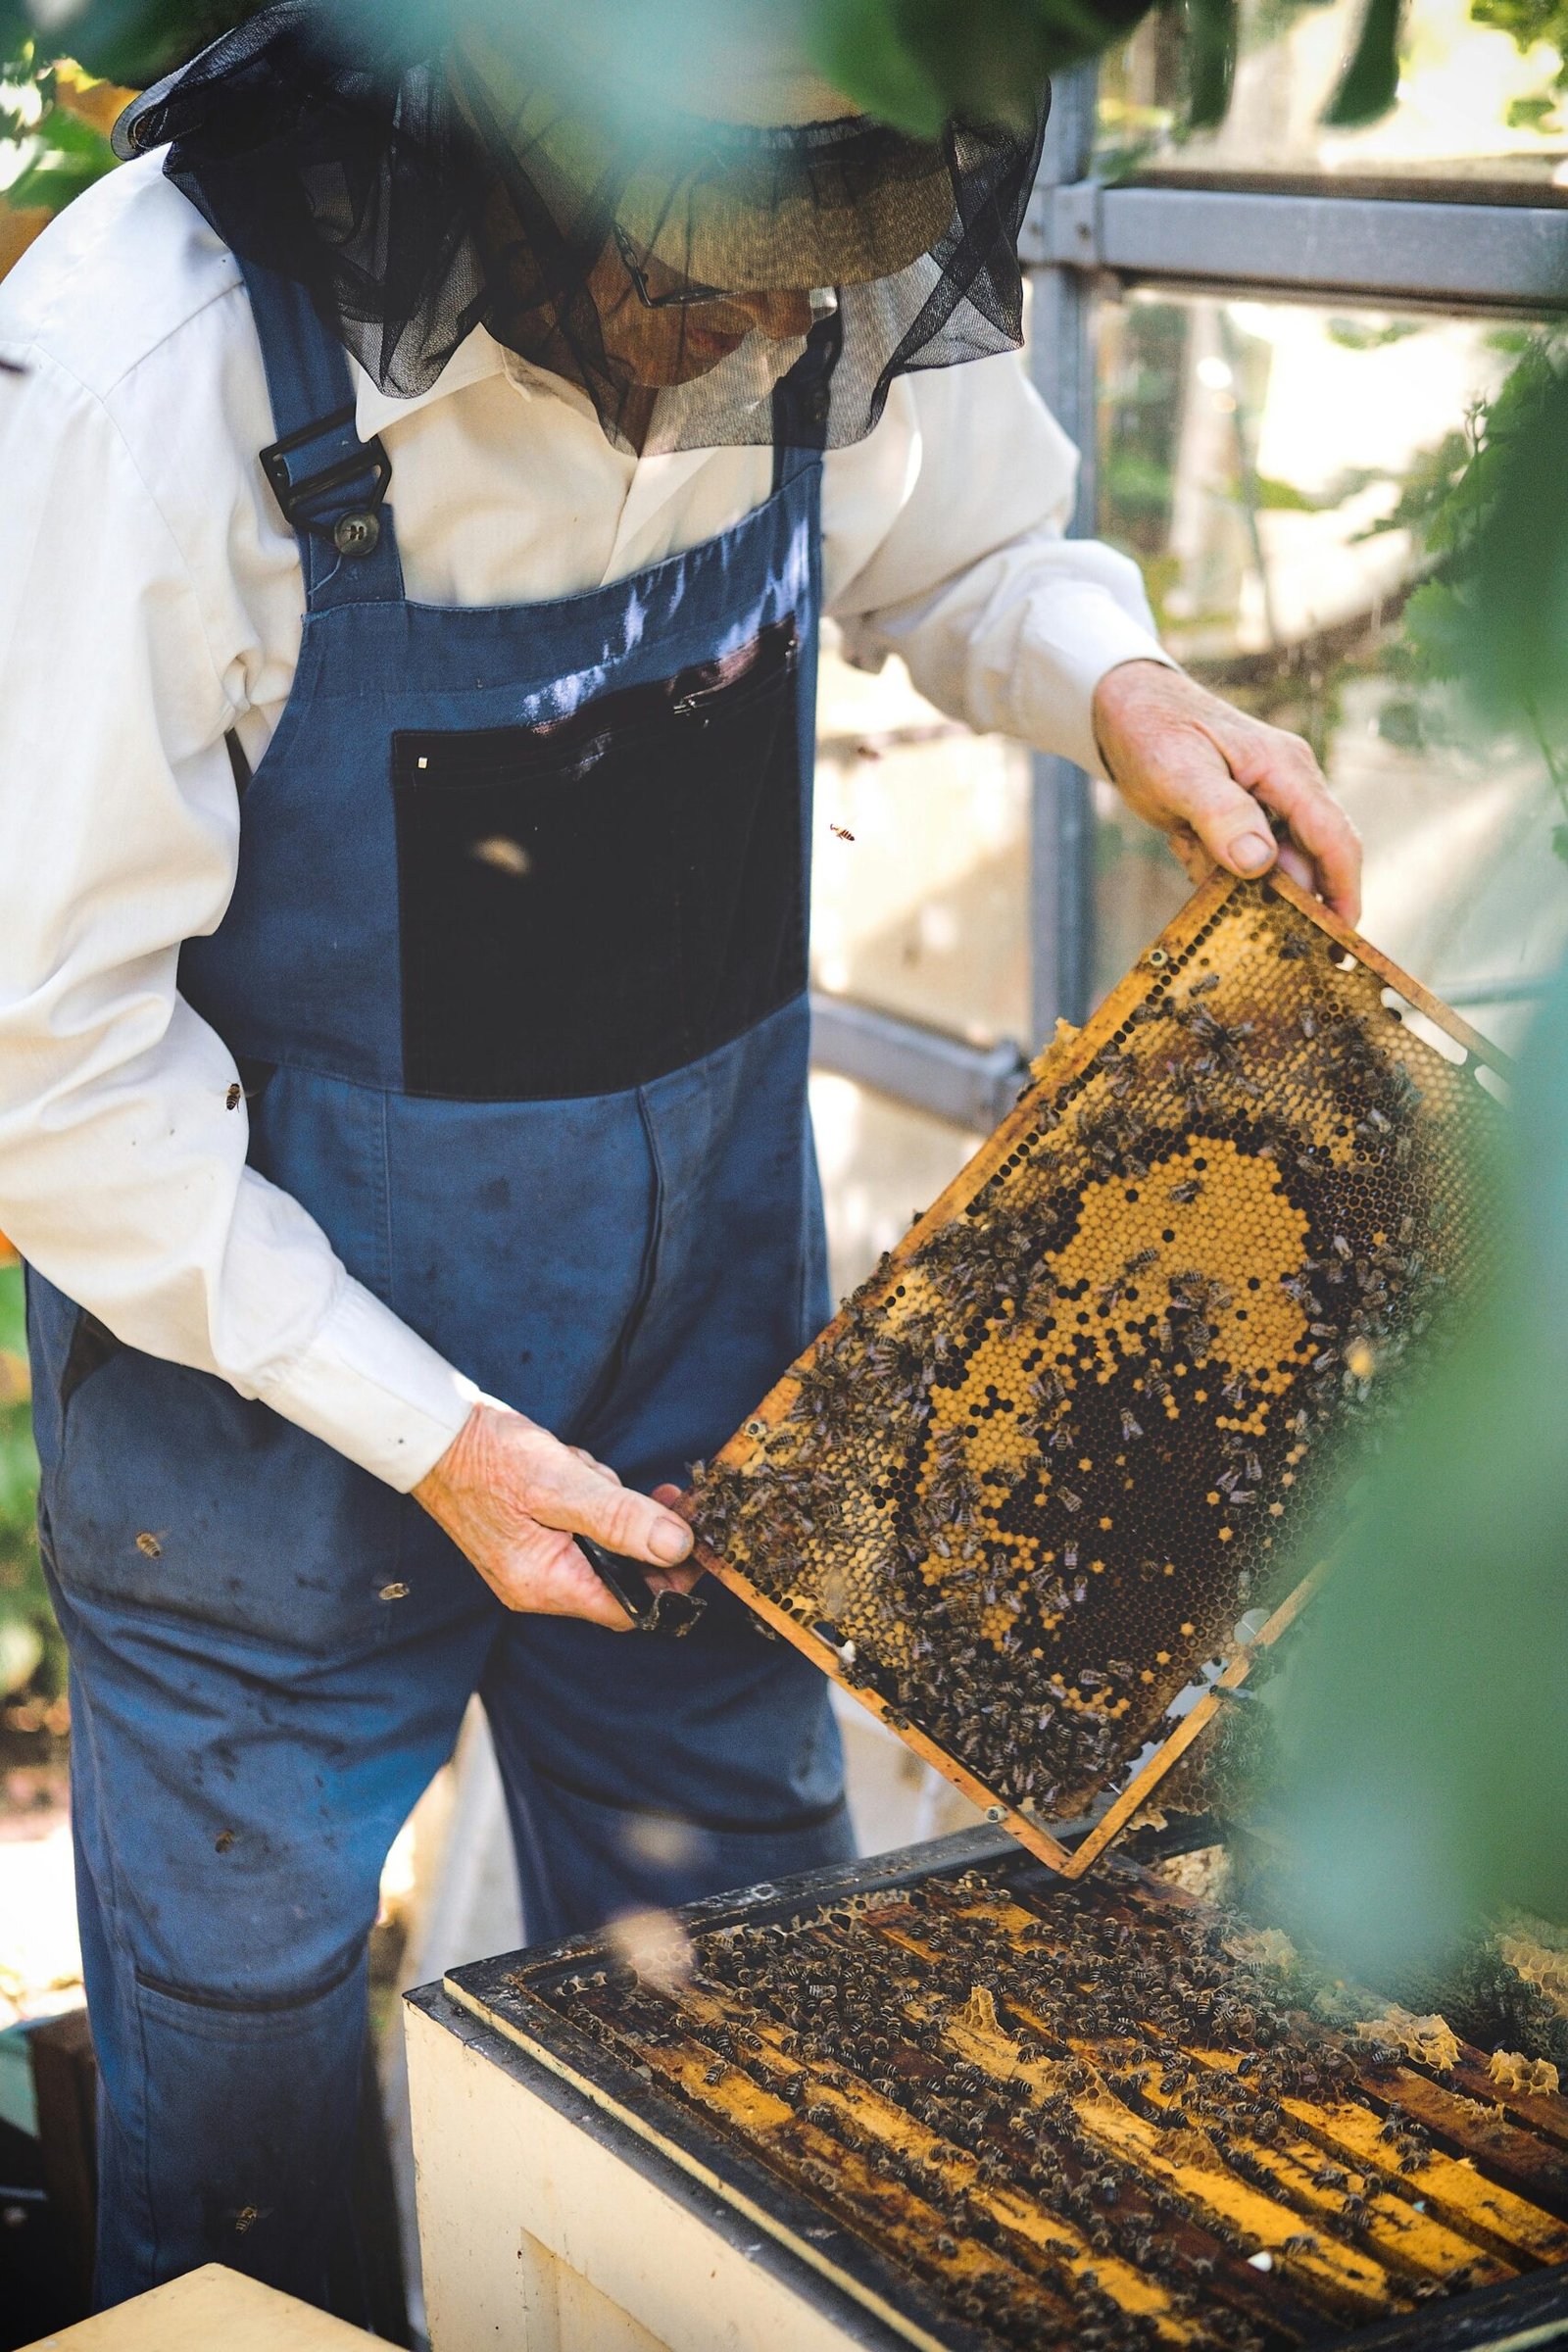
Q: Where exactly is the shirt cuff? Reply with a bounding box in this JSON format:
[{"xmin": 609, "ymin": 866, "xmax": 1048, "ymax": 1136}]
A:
[
  {"xmin": 256, "ymin": 1277, "xmax": 480, "ymax": 1492},
  {"xmin": 1015, "ymin": 585, "xmax": 1177, "ymax": 782}
]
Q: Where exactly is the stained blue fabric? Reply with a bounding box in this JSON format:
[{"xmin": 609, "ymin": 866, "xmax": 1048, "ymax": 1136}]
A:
[{"xmin": 27, "ymin": 259, "xmax": 850, "ymax": 2318}]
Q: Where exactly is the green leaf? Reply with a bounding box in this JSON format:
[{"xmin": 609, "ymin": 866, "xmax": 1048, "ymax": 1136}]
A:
[
  {"xmin": 1465, "ymin": 367, "xmax": 1568, "ymax": 729},
  {"xmin": 1323, "ymin": 0, "xmax": 1403, "ymax": 127},
  {"xmin": 1183, "ymin": 0, "xmax": 1238, "ymax": 130},
  {"xmin": 0, "ymin": 1267, "xmax": 25, "ymax": 1360},
  {"xmin": 10, "ymin": 0, "xmax": 257, "ymax": 87},
  {"xmin": 1276, "ymin": 974, "xmax": 1568, "ymax": 1974},
  {"xmin": 1505, "ymin": 89, "xmax": 1559, "ymax": 128},
  {"xmin": 1401, "ymin": 579, "xmax": 1468, "ymax": 683},
  {"xmin": 1252, "ymin": 473, "xmax": 1325, "ymax": 512},
  {"xmin": 5, "ymin": 102, "xmax": 118, "ymax": 212},
  {"xmin": 808, "ymin": 0, "xmax": 1159, "ymax": 134},
  {"xmin": 808, "ymin": 0, "xmax": 949, "ymax": 134}
]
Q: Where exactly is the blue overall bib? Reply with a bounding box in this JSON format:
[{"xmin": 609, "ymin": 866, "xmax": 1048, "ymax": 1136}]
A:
[{"xmin": 25, "ymin": 258, "xmax": 852, "ymax": 2311}]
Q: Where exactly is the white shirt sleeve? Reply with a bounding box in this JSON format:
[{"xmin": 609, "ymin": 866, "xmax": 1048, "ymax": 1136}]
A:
[
  {"xmin": 822, "ymin": 350, "xmax": 1175, "ymax": 779},
  {"xmin": 0, "ymin": 339, "xmax": 477, "ymax": 1490}
]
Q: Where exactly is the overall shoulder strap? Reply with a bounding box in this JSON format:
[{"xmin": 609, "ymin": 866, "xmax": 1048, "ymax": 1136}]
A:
[
  {"xmin": 236, "ymin": 253, "xmax": 405, "ymax": 610},
  {"xmin": 771, "ymin": 307, "xmax": 843, "ymax": 496}
]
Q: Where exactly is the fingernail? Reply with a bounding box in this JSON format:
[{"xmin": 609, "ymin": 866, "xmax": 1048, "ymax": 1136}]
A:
[
  {"xmin": 650, "ymin": 1520, "xmax": 692, "ymax": 1564},
  {"xmin": 1229, "ymin": 830, "xmax": 1275, "ymax": 875}
]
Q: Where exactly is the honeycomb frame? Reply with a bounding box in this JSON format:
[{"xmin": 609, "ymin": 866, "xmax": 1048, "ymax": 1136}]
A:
[{"xmin": 681, "ymin": 872, "xmax": 1509, "ymax": 1877}]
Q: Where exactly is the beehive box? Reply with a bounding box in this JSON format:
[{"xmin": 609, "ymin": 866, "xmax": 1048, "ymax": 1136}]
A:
[
  {"xmin": 436, "ymin": 1830, "xmax": 1568, "ymax": 2352},
  {"xmin": 683, "ymin": 871, "xmax": 1508, "ymax": 1873}
]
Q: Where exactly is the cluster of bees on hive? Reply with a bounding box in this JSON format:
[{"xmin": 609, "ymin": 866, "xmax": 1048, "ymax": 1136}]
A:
[
  {"xmin": 691, "ymin": 894, "xmax": 1494, "ymax": 1821},
  {"xmin": 555, "ymin": 1862, "xmax": 1542, "ymax": 2350}
]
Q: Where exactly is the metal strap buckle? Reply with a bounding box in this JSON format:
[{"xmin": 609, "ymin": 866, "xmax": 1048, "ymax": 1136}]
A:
[{"xmin": 260, "ymin": 404, "xmax": 393, "ymax": 551}]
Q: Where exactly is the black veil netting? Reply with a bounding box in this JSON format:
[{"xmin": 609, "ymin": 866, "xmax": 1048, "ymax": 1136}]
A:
[{"xmin": 116, "ymin": 2, "xmax": 1049, "ymax": 456}]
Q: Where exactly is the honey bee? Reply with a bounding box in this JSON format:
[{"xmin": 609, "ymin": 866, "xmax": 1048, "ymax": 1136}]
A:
[
  {"xmin": 830, "ymin": 824, "xmax": 856, "ymax": 842},
  {"xmin": 225, "ymin": 1083, "xmax": 243, "ymax": 1110}
]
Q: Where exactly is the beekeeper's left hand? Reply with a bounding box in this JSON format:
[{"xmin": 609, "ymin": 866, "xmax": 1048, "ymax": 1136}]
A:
[{"xmin": 1092, "ymin": 660, "xmax": 1362, "ymax": 926}]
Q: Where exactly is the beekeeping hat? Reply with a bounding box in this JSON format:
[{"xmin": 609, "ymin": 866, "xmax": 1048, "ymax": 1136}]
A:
[
  {"xmin": 448, "ymin": 3, "xmax": 957, "ymax": 298},
  {"xmin": 119, "ymin": 0, "xmax": 1049, "ymax": 456}
]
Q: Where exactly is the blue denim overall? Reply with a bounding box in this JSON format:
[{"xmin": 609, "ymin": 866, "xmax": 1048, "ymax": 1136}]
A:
[{"xmin": 25, "ymin": 258, "xmax": 851, "ymax": 2312}]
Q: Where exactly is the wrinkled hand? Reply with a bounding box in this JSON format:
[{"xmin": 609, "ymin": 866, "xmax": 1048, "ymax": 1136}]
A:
[
  {"xmin": 1092, "ymin": 661, "xmax": 1362, "ymax": 926},
  {"xmin": 414, "ymin": 1401, "xmax": 697, "ymax": 1631}
]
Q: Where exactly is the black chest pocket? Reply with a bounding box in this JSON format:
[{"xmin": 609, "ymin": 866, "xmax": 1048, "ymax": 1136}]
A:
[{"xmin": 394, "ymin": 618, "xmax": 807, "ymax": 1101}]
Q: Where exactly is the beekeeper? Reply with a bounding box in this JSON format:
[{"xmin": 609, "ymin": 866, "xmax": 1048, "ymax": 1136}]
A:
[{"xmin": 0, "ymin": 0, "xmax": 1359, "ymax": 2314}]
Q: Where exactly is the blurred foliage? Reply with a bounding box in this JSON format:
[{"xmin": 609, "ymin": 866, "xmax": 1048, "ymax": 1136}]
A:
[
  {"xmin": 0, "ymin": 58, "xmax": 122, "ymax": 233},
  {"xmin": 1098, "ymin": 287, "xmax": 1568, "ymax": 1986},
  {"xmin": 1272, "ymin": 971, "xmax": 1568, "ymax": 1981},
  {"xmin": 1473, "ymin": 0, "xmax": 1568, "ymax": 88},
  {"xmin": 0, "ymin": 0, "xmax": 1421, "ymax": 154},
  {"xmin": 0, "ymin": 1263, "xmax": 53, "ymax": 1706},
  {"xmin": 1266, "ymin": 315, "xmax": 1568, "ymax": 1971},
  {"xmin": 1386, "ymin": 343, "xmax": 1568, "ymax": 861},
  {"xmin": 0, "ymin": 1, "xmax": 252, "ymax": 86}
]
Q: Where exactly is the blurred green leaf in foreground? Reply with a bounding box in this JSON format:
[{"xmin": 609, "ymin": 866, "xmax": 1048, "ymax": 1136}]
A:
[
  {"xmin": 0, "ymin": 1262, "xmax": 53, "ymax": 1706},
  {"xmin": 0, "ymin": 0, "xmax": 1418, "ymax": 158},
  {"xmin": 1276, "ymin": 972, "xmax": 1568, "ymax": 1983}
]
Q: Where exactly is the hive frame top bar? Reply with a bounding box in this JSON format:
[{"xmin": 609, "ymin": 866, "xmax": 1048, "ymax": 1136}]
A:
[{"xmin": 678, "ymin": 869, "xmax": 1509, "ymax": 1878}]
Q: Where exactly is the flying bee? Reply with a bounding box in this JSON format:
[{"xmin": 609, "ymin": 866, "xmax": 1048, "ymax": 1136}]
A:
[
  {"xmin": 829, "ymin": 823, "xmax": 855, "ymax": 842},
  {"xmin": 225, "ymin": 1082, "xmax": 243, "ymax": 1111}
]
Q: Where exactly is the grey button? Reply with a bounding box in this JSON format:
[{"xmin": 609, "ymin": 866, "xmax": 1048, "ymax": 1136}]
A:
[{"xmin": 334, "ymin": 511, "xmax": 381, "ymax": 557}]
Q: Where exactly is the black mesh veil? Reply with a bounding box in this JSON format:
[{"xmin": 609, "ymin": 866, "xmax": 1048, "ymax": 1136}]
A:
[{"xmin": 116, "ymin": 3, "xmax": 1048, "ymax": 455}]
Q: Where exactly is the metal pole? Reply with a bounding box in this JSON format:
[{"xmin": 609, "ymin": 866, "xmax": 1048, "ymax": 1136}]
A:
[{"xmin": 1029, "ymin": 64, "xmax": 1101, "ymax": 1044}]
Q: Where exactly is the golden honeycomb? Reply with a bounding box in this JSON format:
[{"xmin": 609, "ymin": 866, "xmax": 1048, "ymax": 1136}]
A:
[
  {"xmin": 686, "ymin": 874, "xmax": 1506, "ymax": 1861},
  {"xmin": 462, "ymin": 1847, "xmax": 1568, "ymax": 2352}
]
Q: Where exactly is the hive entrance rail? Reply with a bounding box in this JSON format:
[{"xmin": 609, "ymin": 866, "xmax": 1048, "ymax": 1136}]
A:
[
  {"xmin": 682, "ymin": 872, "xmax": 1507, "ymax": 1874},
  {"xmin": 447, "ymin": 1832, "xmax": 1568, "ymax": 2352}
]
